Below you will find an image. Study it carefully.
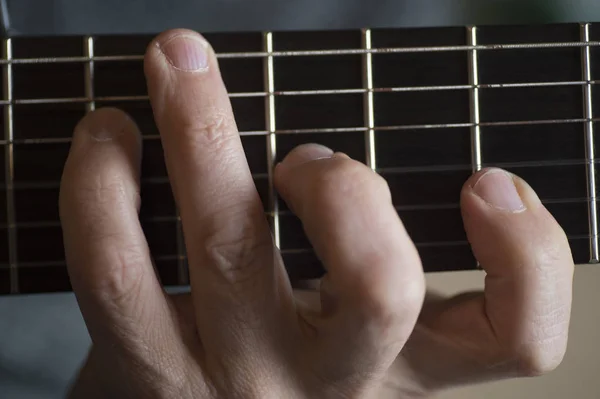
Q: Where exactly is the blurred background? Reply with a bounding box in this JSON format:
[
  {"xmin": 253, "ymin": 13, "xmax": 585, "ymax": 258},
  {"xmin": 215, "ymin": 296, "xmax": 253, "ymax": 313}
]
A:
[{"xmin": 1, "ymin": 0, "xmax": 600, "ymax": 398}]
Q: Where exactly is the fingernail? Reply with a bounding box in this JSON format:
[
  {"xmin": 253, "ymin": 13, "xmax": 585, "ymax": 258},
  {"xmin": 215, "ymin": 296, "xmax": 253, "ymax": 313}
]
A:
[
  {"xmin": 76, "ymin": 108, "xmax": 131, "ymax": 142},
  {"xmin": 280, "ymin": 143, "xmax": 334, "ymax": 169},
  {"xmin": 160, "ymin": 34, "xmax": 209, "ymax": 72},
  {"xmin": 472, "ymin": 169, "xmax": 526, "ymax": 212}
]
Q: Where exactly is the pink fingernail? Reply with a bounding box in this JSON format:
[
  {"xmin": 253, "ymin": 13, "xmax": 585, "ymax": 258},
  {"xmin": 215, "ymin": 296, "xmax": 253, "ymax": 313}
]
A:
[
  {"xmin": 281, "ymin": 143, "xmax": 334, "ymax": 169},
  {"xmin": 160, "ymin": 34, "xmax": 209, "ymax": 72},
  {"xmin": 472, "ymin": 169, "xmax": 526, "ymax": 212}
]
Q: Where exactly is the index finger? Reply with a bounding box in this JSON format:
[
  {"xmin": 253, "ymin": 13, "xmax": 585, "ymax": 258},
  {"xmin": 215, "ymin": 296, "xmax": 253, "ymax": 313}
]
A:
[{"xmin": 144, "ymin": 30, "xmax": 293, "ymax": 355}]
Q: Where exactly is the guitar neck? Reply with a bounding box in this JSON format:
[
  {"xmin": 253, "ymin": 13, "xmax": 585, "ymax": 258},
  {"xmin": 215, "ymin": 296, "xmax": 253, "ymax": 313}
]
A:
[{"xmin": 1, "ymin": 22, "xmax": 599, "ymax": 295}]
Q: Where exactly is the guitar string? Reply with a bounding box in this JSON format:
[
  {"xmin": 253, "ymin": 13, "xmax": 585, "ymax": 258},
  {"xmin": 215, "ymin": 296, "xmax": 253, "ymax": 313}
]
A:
[
  {"xmin": 2, "ymin": 30, "xmax": 600, "ymax": 279},
  {"xmin": 5, "ymin": 39, "xmax": 600, "ymax": 65}
]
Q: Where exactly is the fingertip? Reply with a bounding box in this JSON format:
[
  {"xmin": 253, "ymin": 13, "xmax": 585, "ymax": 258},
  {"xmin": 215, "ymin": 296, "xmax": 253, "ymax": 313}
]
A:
[
  {"xmin": 146, "ymin": 29, "xmax": 212, "ymax": 73},
  {"xmin": 74, "ymin": 107, "xmax": 140, "ymax": 144},
  {"xmin": 462, "ymin": 167, "xmax": 542, "ymax": 214}
]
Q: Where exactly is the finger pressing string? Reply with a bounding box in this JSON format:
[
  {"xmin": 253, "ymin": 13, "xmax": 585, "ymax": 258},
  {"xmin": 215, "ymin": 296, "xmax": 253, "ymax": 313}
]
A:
[
  {"xmin": 275, "ymin": 144, "xmax": 426, "ymax": 395},
  {"xmin": 144, "ymin": 29, "xmax": 296, "ymax": 376}
]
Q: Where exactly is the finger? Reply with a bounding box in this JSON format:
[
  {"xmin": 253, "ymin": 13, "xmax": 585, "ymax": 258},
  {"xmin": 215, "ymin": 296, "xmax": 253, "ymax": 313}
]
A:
[
  {"xmin": 275, "ymin": 144, "xmax": 426, "ymax": 389},
  {"xmin": 461, "ymin": 168, "xmax": 574, "ymax": 373},
  {"xmin": 144, "ymin": 31, "xmax": 293, "ymax": 356},
  {"xmin": 60, "ymin": 108, "xmax": 172, "ymax": 345},
  {"xmin": 412, "ymin": 168, "xmax": 574, "ymax": 387}
]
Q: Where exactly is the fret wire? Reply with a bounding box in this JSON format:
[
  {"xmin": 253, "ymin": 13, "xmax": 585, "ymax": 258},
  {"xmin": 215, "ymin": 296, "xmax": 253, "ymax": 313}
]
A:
[
  {"xmin": 6, "ymin": 40, "xmax": 600, "ymax": 66},
  {"xmin": 468, "ymin": 26, "xmax": 482, "ymax": 173},
  {"xmin": 83, "ymin": 36, "xmax": 96, "ymax": 112},
  {"xmin": 581, "ymin": 23, "xmax": 599, "ymax": 263},
  {"xmin": 3, "ymin": 38, "xmax": 18, "ymax": 294},
  {"xmin": 264, "ymin": 32, "xmax": 280, "ymax": 248},
  {"xmin": 362, "ymin": 29, "xmax": 376, "ymax": 170}
]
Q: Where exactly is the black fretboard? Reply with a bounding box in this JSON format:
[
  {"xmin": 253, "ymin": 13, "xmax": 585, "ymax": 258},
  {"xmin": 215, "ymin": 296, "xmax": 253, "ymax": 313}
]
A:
[{"xmin": 1, "ymin": 23, "xmax": 599, "ymax": 295}]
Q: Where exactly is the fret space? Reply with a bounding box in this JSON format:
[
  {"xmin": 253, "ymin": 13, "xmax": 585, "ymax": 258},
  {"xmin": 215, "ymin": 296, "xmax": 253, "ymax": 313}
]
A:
[
  {"xmin": 18, "ymin": 226, "xmax": 64, "ymax": 263},
  {"xmin": 482, "ymin": 123, "xmax": 585, "ymax": 164},
  {"xmin": 13, "ymin": 103, "xmax": 86, "ymax": 139},
  {"xmin": 477, "ymin": 24, "xmax": 581, "ymax": 85},
  {"xmin": 15, "ymin": 187, "xmax": 59, "ymax": 223},
  {"xmin": 13, "ymin": 63, "xmax": 86, "ymax": 100},
  {"xmin": 498, "ymin": 165, "xmax": 587, "ymax": 200},
  {"xmin": 274, "ymin": 55, "xmax": 362, "ymax": 91},
  {"xmin": 479, "ymin": 86, "xmax": 583, "ymax": 122},
  {"xmin": 381, "ymin": 170, "xmax": 471, "ymax": 207},
  {"xmin": 273, "ymin": 30, "xmax": 361, "ymax": 51},
  {"xmin": 371, "ymin": 28, "xmax": 467, "ymax": 88},
  {"xmin": 376, "ymin": 128, "xmax": 471, "ymax": 168},
  {"xmin": 219, "ymin": 58, "xmax": 264, "ymax": 93},
  {"xmin": 203, "ymin": 32, "xmax": 263, "ymax": 52},
  {"xmin": 12, "ymin": 37, "xmax": 84, "ymax": 59},
  {"xmin": 275, "ymin": 94, "xmax": 363, "ymax": 130},
  {"xmin": 477, "ymin": 24, "xmax": 581, "ymax": 45},
  {"xmin": 478, "ymin": 48, "xmax": 581, "ymax": 84},
  {"xmin": 231, "ymin": 97, "xmax": 266, "ymax": 132},
  {"xmin": 95, "ymin": 60, "xmax": 146, "ymax": 97},
  {"xmin": 374, "ymin": 90, "xmax": 470, "ymax": 127},
  {"xmin": 373, "ymin": 52, "xmax": 468, "ymax": 88},
  {"xmin": 14, "ymin": 143, "xmax": 71, "ymax": 183},
  {"xmin": 94, "ymin": 35, "xmax": 154, "ymax": 56}
]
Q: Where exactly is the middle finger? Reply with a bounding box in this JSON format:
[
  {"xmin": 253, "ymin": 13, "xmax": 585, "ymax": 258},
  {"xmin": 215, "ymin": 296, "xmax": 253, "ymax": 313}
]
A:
[{"xmin": 144, "ymin": 30, "xmax": 294, "ymax": 357}]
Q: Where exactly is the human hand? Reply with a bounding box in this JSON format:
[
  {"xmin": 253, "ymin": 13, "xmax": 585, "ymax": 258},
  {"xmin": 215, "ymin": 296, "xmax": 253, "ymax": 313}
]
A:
[
  {"xmin": 297, "ymin": 167, "xmax": 574, "ymax": 397},
  {"xmin": 60, "ymin": 29, "xmax": 426, "ymax": 398},
  {"xmin": 60, "ymin": 29, "xmax": 573, "ymax": 399}
]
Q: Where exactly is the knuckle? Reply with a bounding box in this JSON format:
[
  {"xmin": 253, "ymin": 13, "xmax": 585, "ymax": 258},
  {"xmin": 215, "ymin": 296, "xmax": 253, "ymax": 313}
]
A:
[
  {"xmin": 202, "ymin": 217, "xmax": 273, "ymax": 290},
  {"xmin": 354, "ymin": 266, "xmax": 426, "ymax": 332},
  {"xmin": 93, "ymin": 246, "xmax": 148, "ymax": 305},
  {"xmin": 182, "ymin": 109, "xmax": 237, "ymax": 153}
]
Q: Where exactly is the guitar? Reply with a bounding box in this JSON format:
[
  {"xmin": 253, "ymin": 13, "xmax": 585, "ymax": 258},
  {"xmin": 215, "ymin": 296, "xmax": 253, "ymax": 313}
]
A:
[{"xmin": 1, "ymin": 22, "xmax": 599, "ymax": 295}]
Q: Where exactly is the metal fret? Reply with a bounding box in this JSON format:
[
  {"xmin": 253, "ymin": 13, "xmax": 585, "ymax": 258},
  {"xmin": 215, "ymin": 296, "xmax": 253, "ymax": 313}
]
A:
[
  {"xmin": 468, "ymin": 27, "xmax": 482, "ymax": 173},
  {"xmin": 581, "ymin": 24, "xmax": 599, "ymax": 263},
  {"xmin": 362, "ymin": 29, "xmax": 376, "ymax": 170},
  {"xmin": 264, "ymin": 32, "xmax": 280, "ymax": 248},
  {"xmin": 3, "ymin": 39, "xmax": 18, "ymax": 293},
  {"xmin": 83, "ymin": 36, "xmax": 95, "ymax": 112}
]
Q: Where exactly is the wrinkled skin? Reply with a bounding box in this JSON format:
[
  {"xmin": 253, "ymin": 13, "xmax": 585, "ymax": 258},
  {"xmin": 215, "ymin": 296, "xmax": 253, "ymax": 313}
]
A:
[{"xmin": 59, "ymin": 29, "xmax": 574, "ymax": 399}]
